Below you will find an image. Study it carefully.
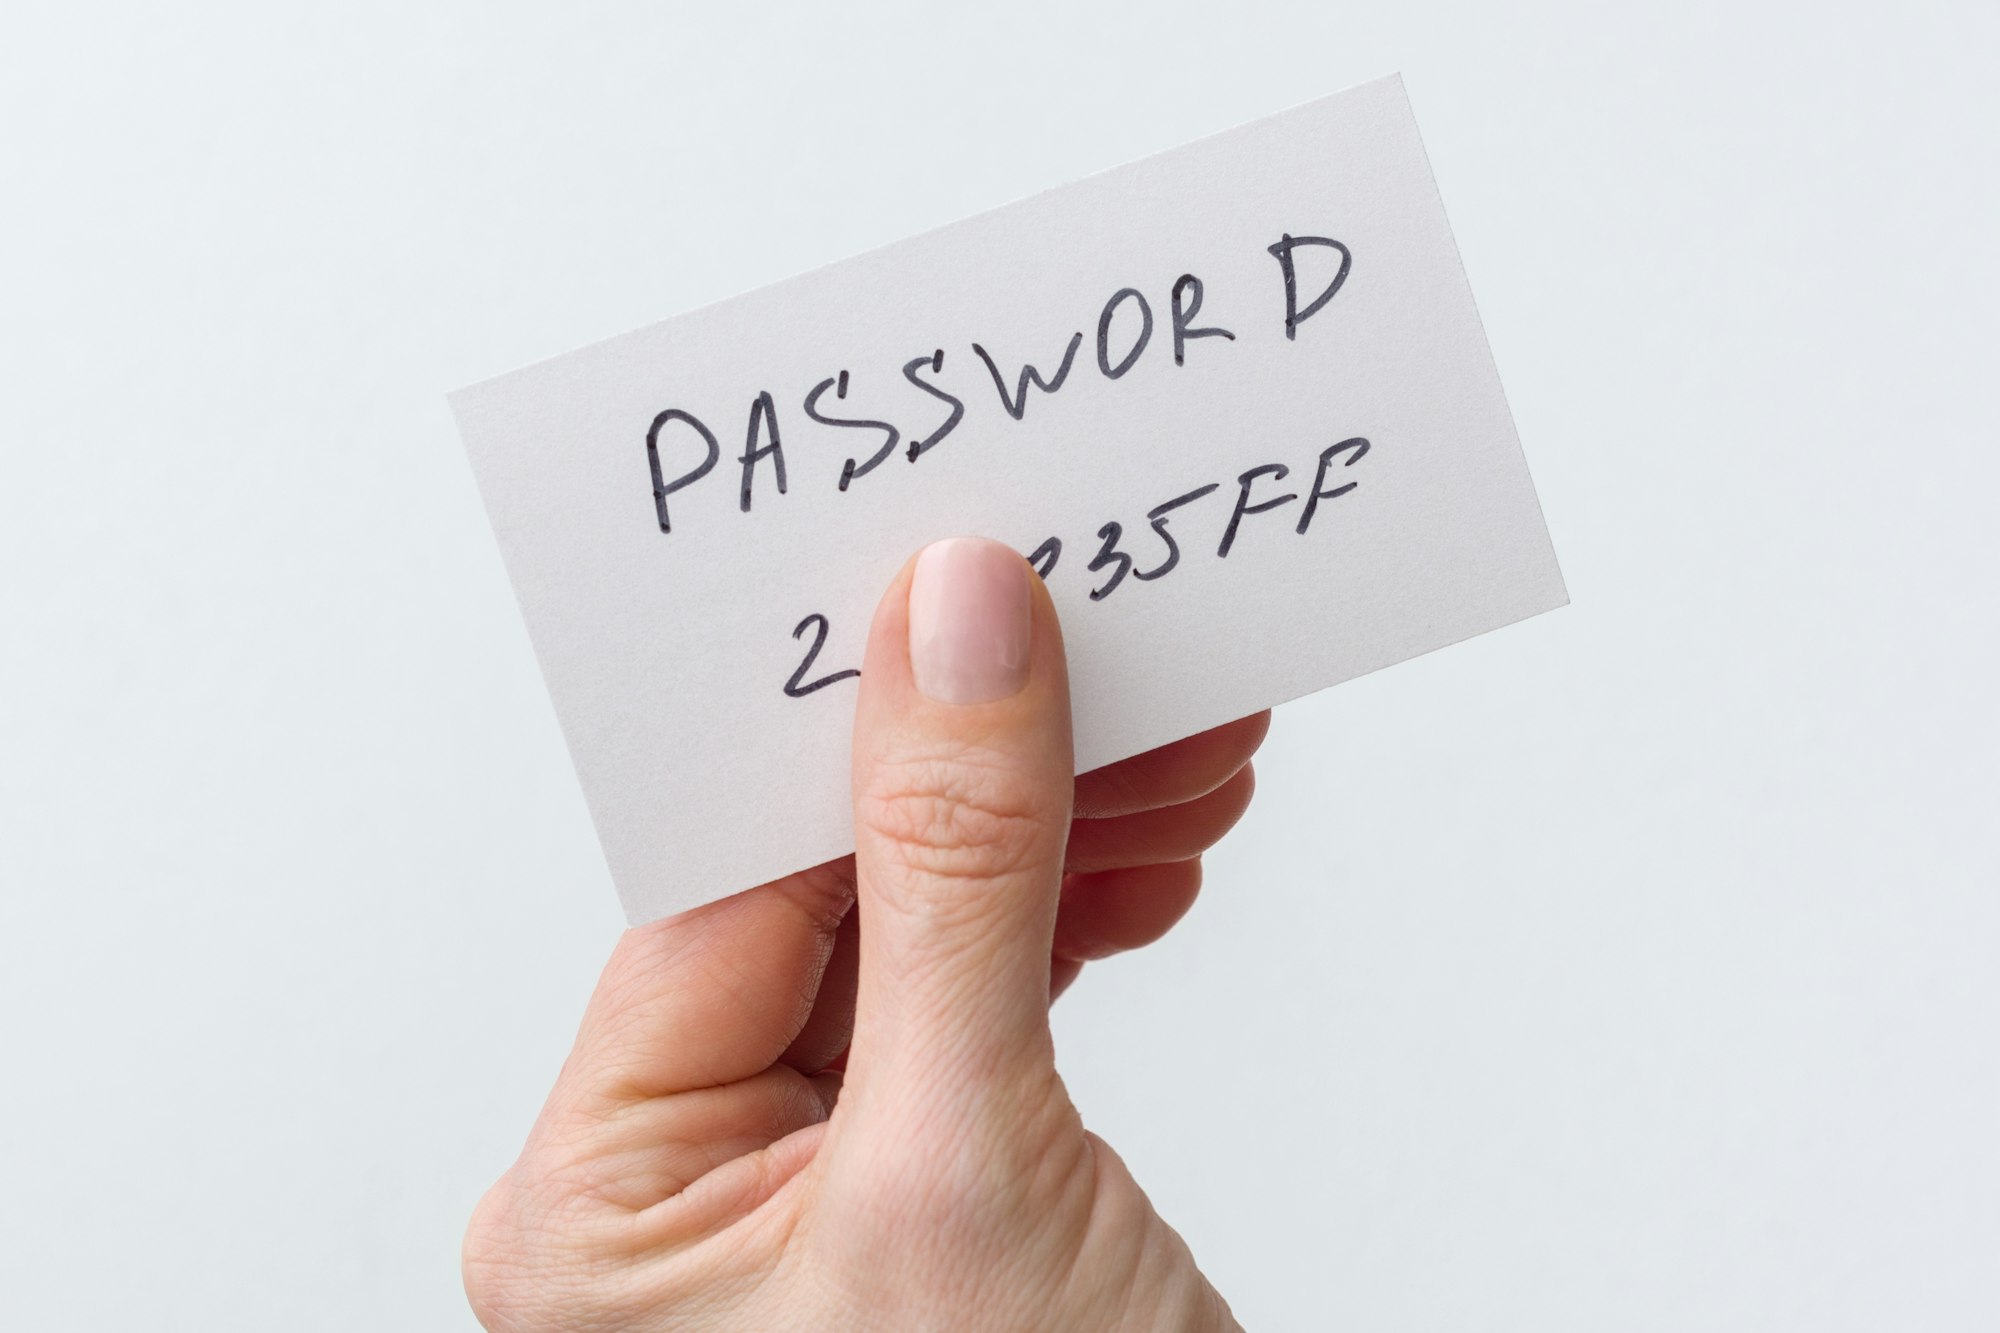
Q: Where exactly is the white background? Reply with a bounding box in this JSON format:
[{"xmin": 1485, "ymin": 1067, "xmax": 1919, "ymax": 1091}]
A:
[{"xmin": 2, "ymin": 2, "xmax": 1993, "ymax": 1328}]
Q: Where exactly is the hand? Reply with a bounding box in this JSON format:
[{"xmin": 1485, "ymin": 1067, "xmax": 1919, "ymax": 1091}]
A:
[{"xmin": 465, "ymin": 538, "xmax": 1266, "ymax": 1331}]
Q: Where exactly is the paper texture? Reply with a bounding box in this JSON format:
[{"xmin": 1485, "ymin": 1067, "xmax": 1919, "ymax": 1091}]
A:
[{"xmin": 452, "ymin": 74, "xmax": 1566, "ymax": 923}]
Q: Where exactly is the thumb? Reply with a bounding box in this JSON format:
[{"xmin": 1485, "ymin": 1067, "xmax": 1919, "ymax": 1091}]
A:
[{"xmin": 843, "ymin": 537, "xmax": 1073, "ymax": 1106}]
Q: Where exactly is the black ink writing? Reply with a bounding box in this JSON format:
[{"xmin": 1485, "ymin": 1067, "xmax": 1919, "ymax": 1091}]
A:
[
  {"xmin": 972, "ymin": 332, "xmax": 1085, "ymax": 421},
  {"xmin": 902, "ymin": 349, "xmax": 964, "ymax": 462},
  {"xmin": 804, "ymin": 372, "xmax": 901, "ymax": 492},
  {"xmin": 1096, "ymin": 287, "xmax": 1154, "ymax": 380},
  {"xmin": 738, "ymin": 391, "xmax": 788, "ymax": 512},
  {"xmin": 1297, "ymin": 436, "xmax": 1369, "ymax": 534},
  {"xmin": 1218, "ymin": 463, "xmax": 1297, "ymax": 558},
  {"xmin": 1086, "ymin": 522, "xmax": 1134, "ymax": 601},
  {"xmin": 1134, "ymin": 483, "xmax": 1220, "ymax": 580},
  {"xmin": 783, "ymin": 613, "xmax": 861, "ymax": 698},
  {"xmin": 1267, "ymin": 234, "xmax": 1352, "ymax": 340},
  {"xmin": 1170, "ymin": 274, "xmax": 1234, "ymax": 365},
  {"xmin": 785, "ymin": 434, "xmax": 1375, "ymax": 698},
  {"xmin": 645, "ymin": 409, "xmax": 720, "ymax": 534},
  {"xmin": 651, "ymin": 230, "xmax": 1351, "ymax": 536}
]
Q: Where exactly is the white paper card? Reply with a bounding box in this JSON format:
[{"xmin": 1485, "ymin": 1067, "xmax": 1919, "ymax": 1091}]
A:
[{"xmin": 452, "ymin": 74, "xmax": 1565, "ymax": 924}]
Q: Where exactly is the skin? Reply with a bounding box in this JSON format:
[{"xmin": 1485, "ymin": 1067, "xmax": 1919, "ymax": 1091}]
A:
[{"xmin": 465, "ymin": 548, "xmax": 1268, "ymax": 1331}]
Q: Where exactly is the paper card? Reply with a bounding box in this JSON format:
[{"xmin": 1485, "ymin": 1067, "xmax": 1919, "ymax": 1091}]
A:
[{"xmin": 451, "ymin": 74, "xmax": 1566, "ymax": 924}]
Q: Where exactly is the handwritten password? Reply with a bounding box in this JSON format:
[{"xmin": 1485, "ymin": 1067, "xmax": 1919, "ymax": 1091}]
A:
[
  {"xmin": 781, "ymin": 435, "xmax": 1372, "ymax": 699},
  {"xmin": 633, "ymin": 229, "xmax": 1362, "ymax": 700}
]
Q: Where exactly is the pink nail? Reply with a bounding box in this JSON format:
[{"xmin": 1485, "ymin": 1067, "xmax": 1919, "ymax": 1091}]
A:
[{"xmin": 907, "ymin": 538, "xmax": 1032, "ymax": 704}]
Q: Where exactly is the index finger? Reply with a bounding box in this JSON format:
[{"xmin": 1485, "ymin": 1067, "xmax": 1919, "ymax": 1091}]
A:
[{"xmin": 1071, "ymin": 710, "xmax": 1270, "ymax": 819}]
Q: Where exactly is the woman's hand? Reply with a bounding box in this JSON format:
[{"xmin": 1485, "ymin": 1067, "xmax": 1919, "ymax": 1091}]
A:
[{"xmin": 465, "ymin": 538, "xmax": 1265, "ymax": 1331}]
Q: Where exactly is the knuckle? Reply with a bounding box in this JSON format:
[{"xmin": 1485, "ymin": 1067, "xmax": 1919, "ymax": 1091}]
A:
[{"xmin": 857, "ymin": 747, "xmax": 1058, "ymax": 885}]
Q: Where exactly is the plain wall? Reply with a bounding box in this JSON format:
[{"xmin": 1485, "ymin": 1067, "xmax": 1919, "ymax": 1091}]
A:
[{"xmin": 2, "ymin": 1, "xmax": 1994, "ymax": 1328}]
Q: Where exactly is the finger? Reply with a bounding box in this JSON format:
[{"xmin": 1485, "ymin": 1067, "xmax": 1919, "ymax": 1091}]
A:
[
  {"xmin": 534, "ymin": 1066, "xmax": 838, "ymax": 1213},
  {"xmin": 1072, "ymin": 711, "xmax": 1269, "ymax": 818},
  {"xmin": 844, "ymin": 537, "xmax": 1073, "ymax": 1106},
  {"xmin": 552, "ymin": 858, "xmax": 855, "ymax": 1118},
  {"xmin": 779, "ymin": 902, "xmax": 859, "ymax": 1075},
  {"xmin": 1063, "ymin": 763, "xmax": 1256, "ymax": 874},
  {"xmin": 1052, "ymin": 858, "xmax": 1204, "ymax": 962},
  {"xmin": 1050, "ymin": 957, "xmax": 1085, "ymax": 1002}
]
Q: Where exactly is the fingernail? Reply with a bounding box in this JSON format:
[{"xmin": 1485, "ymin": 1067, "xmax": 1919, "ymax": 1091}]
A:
[{"xmin": 908, "ymin": 538, "xmax": 1032, "ymax": 704}]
